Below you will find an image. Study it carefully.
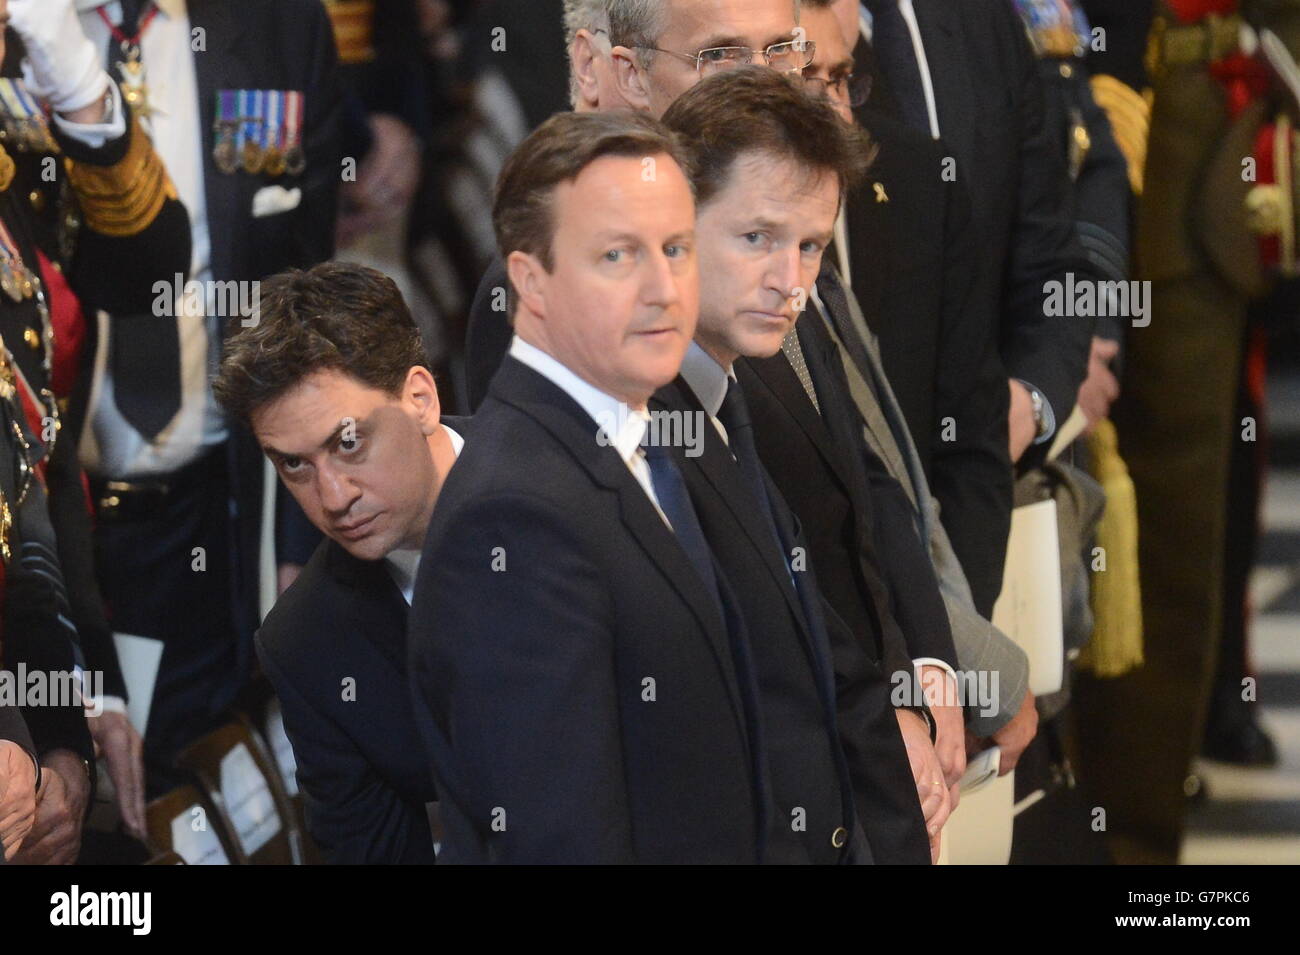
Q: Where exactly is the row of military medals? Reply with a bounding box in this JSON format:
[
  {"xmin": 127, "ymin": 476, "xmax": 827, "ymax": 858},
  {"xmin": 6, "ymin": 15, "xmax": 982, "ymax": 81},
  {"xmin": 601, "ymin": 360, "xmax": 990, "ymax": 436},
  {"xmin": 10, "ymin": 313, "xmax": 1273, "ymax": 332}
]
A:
[
  {"xmin": 0, "ymin": 80, "xmax": 51, "ymax": 562},
  {"xmin": 213, "ymin": 89, "xmax": 306, "ymax": 177},
  {"xmin": 0, "ymin": 220, "xmax": 52, "ymax": 562},
  {"xmin": 0, "ymin": 80, "xmax": 59, "ymax": 155}
]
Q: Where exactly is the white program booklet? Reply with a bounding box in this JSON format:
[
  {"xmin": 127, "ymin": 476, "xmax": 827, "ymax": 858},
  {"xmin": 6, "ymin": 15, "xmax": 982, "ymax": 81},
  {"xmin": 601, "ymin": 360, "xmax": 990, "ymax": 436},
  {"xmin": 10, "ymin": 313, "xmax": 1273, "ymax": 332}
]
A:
[
  {"xmin": 991, "ymin": 498, "xmax": 1065, "ymax": 696},
  {"xmin": 938, "ymin": 747, "xmax": 1015, "ymax": 865}
]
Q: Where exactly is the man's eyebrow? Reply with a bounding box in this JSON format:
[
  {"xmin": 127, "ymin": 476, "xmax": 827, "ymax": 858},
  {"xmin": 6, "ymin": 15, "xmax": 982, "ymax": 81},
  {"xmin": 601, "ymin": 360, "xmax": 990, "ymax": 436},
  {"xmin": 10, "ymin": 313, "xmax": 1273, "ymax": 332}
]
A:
[
  {"xmin": 695, "ymin": 31, "xmax": 797, "ymax": 51},
  {"xmin": 694, "ymin": 33, "xmax": 749, "ymax": 50},
  {"xmin": 262, "ymin": 416, "xmax": 367, "ymax": 461},
  {"xmin": 592, "ymin": 230, "xmax": 644, "ymax": 245}
]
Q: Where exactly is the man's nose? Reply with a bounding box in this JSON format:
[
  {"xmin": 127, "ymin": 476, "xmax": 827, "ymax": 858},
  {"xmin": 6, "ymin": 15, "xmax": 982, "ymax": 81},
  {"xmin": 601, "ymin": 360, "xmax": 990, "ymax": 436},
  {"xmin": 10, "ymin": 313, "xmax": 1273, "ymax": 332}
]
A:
[
  {"xmin": 766, "ymin": 246, "xmax": 802, "ymax": 304},
  {"xmin": 641, "ymin": 251, "xmax": 683, "ymax": 308},
  {"xmin": 318, "ymin": 462, "xmax": 361, "ymax": 515}
]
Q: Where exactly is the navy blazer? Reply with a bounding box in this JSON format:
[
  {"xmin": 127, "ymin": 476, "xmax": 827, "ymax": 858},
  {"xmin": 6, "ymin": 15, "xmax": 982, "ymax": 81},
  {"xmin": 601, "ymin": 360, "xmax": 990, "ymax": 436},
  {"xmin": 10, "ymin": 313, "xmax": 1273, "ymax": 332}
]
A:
[
  {"xmin": 253, "ymin": 407, "xmax": 468, "ymax": 868},
  {"xmin": 656, "ymin": 376, "xmax": 929, "ymax": 864},
  {"xmin": 409, "ymin": 356, "xmax": 768, "ymax": 863}
]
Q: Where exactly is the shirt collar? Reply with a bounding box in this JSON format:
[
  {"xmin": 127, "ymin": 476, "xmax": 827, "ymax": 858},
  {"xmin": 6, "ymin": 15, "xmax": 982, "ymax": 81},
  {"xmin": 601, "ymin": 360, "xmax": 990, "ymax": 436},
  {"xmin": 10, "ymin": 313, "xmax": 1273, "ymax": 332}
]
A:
[
  {"xmin": 508, "ymin": 335, "xmax": 648, "ymax": 469},
  {"xmin": 382, "ymin": 424, "xmax": 463, "ymax": 603},
  {"xmin": 444, "ymin": 424, "xmax": 465, "ymax": 458},
  {"xmin": 678, "ymin": 341, "xmax": 731, "ymax": 418}
]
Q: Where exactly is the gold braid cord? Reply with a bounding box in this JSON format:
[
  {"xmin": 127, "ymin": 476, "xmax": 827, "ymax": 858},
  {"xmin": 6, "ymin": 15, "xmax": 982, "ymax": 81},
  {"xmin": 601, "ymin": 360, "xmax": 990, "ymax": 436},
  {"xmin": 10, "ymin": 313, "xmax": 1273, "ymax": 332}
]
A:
[
  {"xmin": 324, "ymin": 0, "xmax": 377, "ymax": 65},
  {"xmin": 64, "ymin": 113, "xmax": 178, "ymax": 238},
  {"xmin": 1090, "ymin": 74, "xmax": 1152, "ymax": 196}
]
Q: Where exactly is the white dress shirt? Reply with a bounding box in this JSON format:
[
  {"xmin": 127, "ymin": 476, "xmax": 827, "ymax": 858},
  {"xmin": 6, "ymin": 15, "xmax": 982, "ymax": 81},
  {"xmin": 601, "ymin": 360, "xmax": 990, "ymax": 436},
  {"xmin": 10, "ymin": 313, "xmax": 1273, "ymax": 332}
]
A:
[
  {"xmin": 508, "ymin": 335, "xmax": 667, "ymax": 523},
  {"xmin": 385, "ymin": 425, "xmax": 464, "ymax": 605},
  {"xmin": 77, "ymin": 0, "xmax": 227, "ymax": 478},
  {"xmin": 678, "ymin": 341, "xmax": 732, "ymax": 445}
]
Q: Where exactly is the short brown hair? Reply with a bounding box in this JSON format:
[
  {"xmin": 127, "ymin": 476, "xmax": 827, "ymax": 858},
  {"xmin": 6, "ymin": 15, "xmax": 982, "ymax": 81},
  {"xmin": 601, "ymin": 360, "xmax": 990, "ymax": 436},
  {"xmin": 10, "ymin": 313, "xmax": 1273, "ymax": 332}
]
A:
[
  {"xmin": 660, "ymin": 66, "xmax": 874, "ymax": 207},
  {"xmin": 214, "ymin": 262, "xmax": 429, "ymax": 424},
  {"xmin": 492, "ymin": 110, "xmax": 693, "ymax": 274}
]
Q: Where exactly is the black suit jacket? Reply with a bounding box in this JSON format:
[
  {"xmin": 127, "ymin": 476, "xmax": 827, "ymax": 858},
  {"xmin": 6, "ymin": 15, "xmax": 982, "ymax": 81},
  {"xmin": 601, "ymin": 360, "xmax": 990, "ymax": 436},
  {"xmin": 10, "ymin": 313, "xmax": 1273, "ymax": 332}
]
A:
[
  {"xmin": 185, "ymin": 0, "xmax": 343, "ymax": 644},
  {"xmin": 464, "ymin": 254, "xmax": 512, "ymax": 412},
  {"xmin": 409, "ymin": 357, "xmax": 767, "ymax": 863},
  {"xmin": 257, "ymin": 543, "xmax": 437, "ymax": 865},
  {"xmin": 253, "ymin": 416, "xmax": 470, "ymax": 865},
  {"xmin": 846, "ymin": 109, "xmax": 1012, "ymax": 614},
  {"xmin": 859, "ymin": 0, "xmax": 1097, "ymax": 456},
  {"xmin": 739, "ymin": 318, "xmax": 957, "ymax": 674},
  {"xmin": 656, "ymin": 377, "xmax": 928, "ymax": 864}
]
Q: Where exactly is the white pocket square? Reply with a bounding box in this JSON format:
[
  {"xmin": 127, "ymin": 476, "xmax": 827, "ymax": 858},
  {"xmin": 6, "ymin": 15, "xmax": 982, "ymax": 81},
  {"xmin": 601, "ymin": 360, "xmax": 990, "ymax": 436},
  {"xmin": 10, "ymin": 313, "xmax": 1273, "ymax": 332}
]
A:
[{"xmin": 252, "ymin": 185, "xmax": 302, "ymax": 218}]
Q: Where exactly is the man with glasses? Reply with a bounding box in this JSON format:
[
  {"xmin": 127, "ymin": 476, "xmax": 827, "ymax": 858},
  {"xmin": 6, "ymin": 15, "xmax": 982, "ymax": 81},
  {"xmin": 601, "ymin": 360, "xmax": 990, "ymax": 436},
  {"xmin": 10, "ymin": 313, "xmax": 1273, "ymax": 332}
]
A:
[{"xmin": 605, "ymin": 1, "xmax": 812, "ymax": 115}]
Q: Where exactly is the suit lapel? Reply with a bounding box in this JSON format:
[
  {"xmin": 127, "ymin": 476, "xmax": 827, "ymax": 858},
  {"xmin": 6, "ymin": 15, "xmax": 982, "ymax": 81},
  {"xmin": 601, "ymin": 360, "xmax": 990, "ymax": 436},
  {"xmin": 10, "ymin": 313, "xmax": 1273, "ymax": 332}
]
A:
[
  {"xmin": 910, "ymin": 0, "xmax": 971, "ymax": 148},
  {"xmin": 738, "ymin": 348, "xmax": 853, "ymax": 496},
  {"xmin": 843, "ymin": 185, "xmax": 886, "ymax": 333},
  {"xmin": 489, "ymin": 359, "xmax": 745, "ymax": 723},
  {"xmin": 324, "ymin": 542, "xmax": 409, "ymax": 673},
  {"xmin": 655, "ymin": 379, "xmax": 810, "ymax": 635},
  {"xmin": 188, "ymin": 0, "xmax": 251, "ymax": 287}
]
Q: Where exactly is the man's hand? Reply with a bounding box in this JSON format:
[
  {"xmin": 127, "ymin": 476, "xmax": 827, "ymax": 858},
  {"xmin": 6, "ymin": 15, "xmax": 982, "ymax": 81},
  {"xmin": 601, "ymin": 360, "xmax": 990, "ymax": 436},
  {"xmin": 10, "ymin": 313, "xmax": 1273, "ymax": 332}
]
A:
[
  {"xmin": 967, "ymin": 690, "xmax": 1038, "ymax": 776},
  {"xmin": 896, "ymin": 709, "xmax": 952, "ymax": 863},
  {"xmin": 10, "ymin": 0, "xmax": 110, "ymax": 119},
  {"xmin": 0, "ymin": 739, "xmax": 39, "ymax": 860},
  {"xmin": 87, "ymin": 711, "xmax": 145, "ymax": 841},
  {"xmin": 1008, "ymin": 379, "xmax": 1037, "ymax": 463},
  {"xmin": 990, "ymin": 690, "xmax": 1038, "ymax": 774},
  {"xmin": 918, "ymin": 665, "xmax": 966, "ymax": 809},
  {"xmin": 337, "ymin": 114, "xmax": 423, "ymax": 247},
  {"xmin": 12, "ymin": 749, "xmax": 90, "ymax": 865},
  {"xmin": 1076, "ymin": 337, "xmax": 1121, "ymax": 434}
]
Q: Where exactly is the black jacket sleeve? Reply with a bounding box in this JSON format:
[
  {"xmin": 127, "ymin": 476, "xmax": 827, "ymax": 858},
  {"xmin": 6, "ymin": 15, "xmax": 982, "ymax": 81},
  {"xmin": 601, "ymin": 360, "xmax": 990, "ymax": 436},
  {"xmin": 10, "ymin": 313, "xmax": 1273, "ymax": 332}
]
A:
[
  {"xmin": 930, "ymin": 171, "xmax": 1013, "ymax": 615},
  {"xmin": 996, "ymin": 3, "xmax": 1097, "ymax": 449},
  {"xmin": 256, "ymin": 632, "xmax": 436, "ymax": 865}
]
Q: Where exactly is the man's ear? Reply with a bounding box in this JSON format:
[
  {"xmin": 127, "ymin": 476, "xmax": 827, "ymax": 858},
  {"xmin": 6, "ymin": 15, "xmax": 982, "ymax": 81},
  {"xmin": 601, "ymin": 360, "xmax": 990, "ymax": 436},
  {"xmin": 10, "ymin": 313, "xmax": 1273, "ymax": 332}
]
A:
[
  {"xmin": 610, "ymin": 45, "xmax": 652, "ymax": 112},
  {"xmin": 405, "ymin": 366, "xmax": 442, "ymax": 435},
  {"xmin": 505, "ymin": 249, "xmax": 548, "ymax": 323},
  {"xmin": 571, "ymin": 31, "xmax": 601, "ymax": 108}
]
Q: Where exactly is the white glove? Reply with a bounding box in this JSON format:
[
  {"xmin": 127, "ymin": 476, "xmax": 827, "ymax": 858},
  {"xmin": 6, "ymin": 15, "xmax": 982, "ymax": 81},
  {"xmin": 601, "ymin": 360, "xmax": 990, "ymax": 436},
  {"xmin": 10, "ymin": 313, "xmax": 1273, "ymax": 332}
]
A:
[{"xmin": 10, "ymin": 0, "xmax": 110, "ymax": 115}]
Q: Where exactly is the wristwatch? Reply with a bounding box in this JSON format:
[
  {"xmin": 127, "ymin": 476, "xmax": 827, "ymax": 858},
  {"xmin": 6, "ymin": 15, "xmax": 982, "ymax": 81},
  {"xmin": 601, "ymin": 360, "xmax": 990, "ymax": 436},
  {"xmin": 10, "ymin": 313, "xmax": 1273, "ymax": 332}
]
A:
[{"xmin": 1028, "ymin": 386, "xmax": 1048, "ymax": 439}]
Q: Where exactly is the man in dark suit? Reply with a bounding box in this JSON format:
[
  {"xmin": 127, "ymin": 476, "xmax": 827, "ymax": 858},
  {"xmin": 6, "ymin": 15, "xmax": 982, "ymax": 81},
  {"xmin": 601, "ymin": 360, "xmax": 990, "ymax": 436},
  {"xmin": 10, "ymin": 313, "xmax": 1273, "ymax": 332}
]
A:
[
  {"xmin": 214, "ymin": 263, "xmax": 456, "ymax": 864},
  {"xmin": 411, "ymin": 110, "xmax": 866, "ymax": 863},
  {"xmin": 656, "ymin": 68, "xmax": 944, "ymax": 862},
  {"xmin": 740, "ymin": 0, "xmax": 1037, "ymax": 790},
  {"xmin": 73, "ymin": 0, "xmax": 342, "ymax": 788},
  {"xmin": 458, "ymin": 0, "xmax": 958, "ymax": 848},
  {"xmin": 856, "ymin": 0, "xmax": 1097, "ymax": 468}
]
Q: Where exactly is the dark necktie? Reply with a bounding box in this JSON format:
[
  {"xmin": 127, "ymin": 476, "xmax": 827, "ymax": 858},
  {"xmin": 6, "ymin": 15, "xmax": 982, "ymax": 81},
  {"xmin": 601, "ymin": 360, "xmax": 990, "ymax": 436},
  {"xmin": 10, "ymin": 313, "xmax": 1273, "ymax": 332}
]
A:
[
  {"xmin": 643, "ymin": 440, "xmax": 723, "ymax": 608},
  {"xmin": 717, "ymin": 378, "xmax": 788, "ymax": 561},
  {"xmin": 865, "ymin": 0, "xmax": 931, "ymax": 133},
  {"xmin": 816, "ymin": 263, "xmax": 875, "ymax": 387},
  {"xmin": 104, "ymin": 0, "xmax": 183, "ymax": 441},
  {"xmin": 647, "ymin": 432, "xmax": 774, "ymax": 859}
]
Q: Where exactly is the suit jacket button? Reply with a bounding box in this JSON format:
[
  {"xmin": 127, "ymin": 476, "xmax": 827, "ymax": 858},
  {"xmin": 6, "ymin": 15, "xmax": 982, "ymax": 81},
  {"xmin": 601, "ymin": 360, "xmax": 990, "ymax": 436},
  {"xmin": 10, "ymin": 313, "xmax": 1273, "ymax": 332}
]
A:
[{"xmin": 831, "ymin": 827, "xmax": 848, "ymax": 849}]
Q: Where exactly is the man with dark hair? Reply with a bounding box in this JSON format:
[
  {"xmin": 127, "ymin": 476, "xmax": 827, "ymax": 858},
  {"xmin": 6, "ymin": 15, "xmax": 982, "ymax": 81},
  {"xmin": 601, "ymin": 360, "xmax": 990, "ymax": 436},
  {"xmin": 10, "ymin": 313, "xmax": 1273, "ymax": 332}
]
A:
[
  {"xmin": 654, "ymin": 66, "xmax": 938, "ymax": 863},
  {"xmin": 409, "ymin": 109, "xmax": 871, "ymax": 863},
  {"xmin": 214, "ymin": 262, "xmax": 456, "ymax": 864},
  {"xmin": 459, "ymin": 0, "xmax": 963, "ymax": 862},
  {"xmin": 749, "ymin": 0, "xmax": 1036, "ymax": 780}
]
